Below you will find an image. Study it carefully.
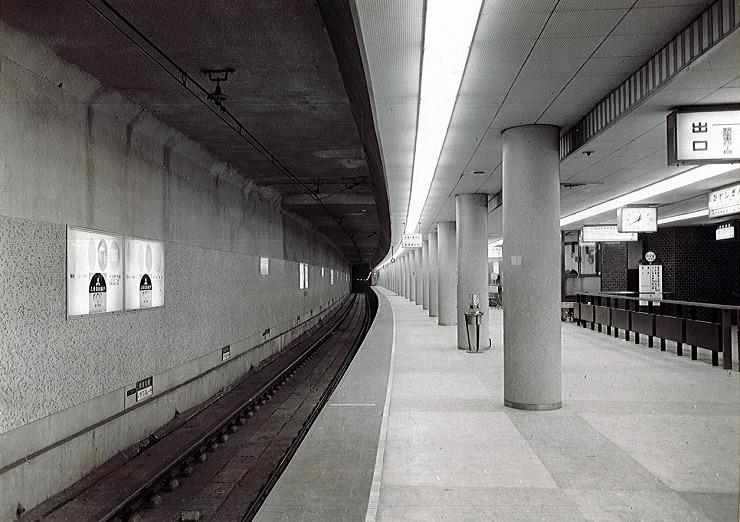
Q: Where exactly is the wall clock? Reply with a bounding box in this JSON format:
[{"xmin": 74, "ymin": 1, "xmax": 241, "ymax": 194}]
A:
[{"xmin": 617, "ymin": 207, "xmax": 657, "ymax": 232}]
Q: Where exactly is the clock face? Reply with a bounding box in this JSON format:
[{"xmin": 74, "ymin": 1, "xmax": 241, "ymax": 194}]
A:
[{"xmin": 618, "ymin": 207, "xmax": 657, "ymax": 232}]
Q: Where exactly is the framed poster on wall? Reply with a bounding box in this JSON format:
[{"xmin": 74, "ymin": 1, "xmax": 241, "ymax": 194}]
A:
[
  {"xmin": 67, "ymin": 227, "xmax": 124, "ymax": 317},
  {"xmin": 125, "ymin": 237, "xmax": 165, "ymax": 310}
]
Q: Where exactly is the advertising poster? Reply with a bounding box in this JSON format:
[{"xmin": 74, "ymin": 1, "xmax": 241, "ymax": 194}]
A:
[
  {"xmin": 125, "ymin": 237, "xmax": 165, "ymax": 310},
  {"xmin": 67, "ymin": 227, "xmax": 124, "ymax": 317}
]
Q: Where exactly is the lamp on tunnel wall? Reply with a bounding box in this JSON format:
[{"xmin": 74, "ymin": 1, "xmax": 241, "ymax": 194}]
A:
[{"xmin": 203, "ymin": 68, "xmax": 234, "ymax": 106}]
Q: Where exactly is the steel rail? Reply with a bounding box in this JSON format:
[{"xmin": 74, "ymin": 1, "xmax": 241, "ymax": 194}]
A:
[
  {"xmin": 98, "ymin": 294, "xmax": 361, "ymax": 522},
  {"xmin": 242, "ymin": 291, "xmax": 375, "ymax": 520}
]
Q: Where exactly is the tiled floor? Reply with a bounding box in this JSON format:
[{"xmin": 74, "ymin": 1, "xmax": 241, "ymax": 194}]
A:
[{"xmin": 259, "ymin": 288, "xmax": 739, "ymax": 521}]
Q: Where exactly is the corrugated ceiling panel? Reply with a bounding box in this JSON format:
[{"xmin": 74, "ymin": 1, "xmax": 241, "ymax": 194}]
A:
[{"xmin": 542, "ymin": 9, "xmax": 628, "ymax": 38}]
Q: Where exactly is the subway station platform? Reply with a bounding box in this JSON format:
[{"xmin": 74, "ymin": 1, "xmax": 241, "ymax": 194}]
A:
[{"xmin": 257, "ymin": 288, "xmax": 739, "ymax": 521}]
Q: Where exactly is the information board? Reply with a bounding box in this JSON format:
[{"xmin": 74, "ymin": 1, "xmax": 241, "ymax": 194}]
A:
[
  {"xmin": 639, "ymin": 264, "xmax": 663, "ymax": 306},
  {"xmin": 125, "ymin": 237, "xmax": 165, "ymax": 310},
  {"xmin": 67, "ymin": 227, "xmax": 124, "ymax": 317},
  {"xmin": 402, "ymin": 234, "xmax": 422, "ymax": 248},
  {"xmin": 488, "ymin": 244, "xmax": 502, "ymax": 258},
  {"xmin": 708, "ymin": 183, "xmax": 740, "ymax": 218},
  {"xmin": 581, "ymin": 225, "xmax": 638, "ymax": 242},
  {"xmin": 716, "ymin": 223, "xmax": 735, "ymax": 240},
  {"xmin": 667, "ymin": 106, "xmax": 740, "ymax": 165}
]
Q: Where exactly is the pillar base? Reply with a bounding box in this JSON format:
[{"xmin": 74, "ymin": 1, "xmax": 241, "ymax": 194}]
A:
[{"xmin": 504, "ymin": 399, "xmax": 562, "ymax": 411}]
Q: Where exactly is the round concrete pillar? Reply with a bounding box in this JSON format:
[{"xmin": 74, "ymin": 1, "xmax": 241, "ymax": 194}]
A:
[
  {"xmin": 437, "ymin": 222, "xmax": 457, "ymax": 326},
  {"xmin": 402, "ymin": 254, "xmax": 408, "ymax": 299},
  {"xmin": 502, "ymin": 124, "xmax": 562, "ymax": 411},
  {"xmin": 428, "ymin": 231, "xmax": 438, "ymax": 317},
  {"xmin": 409, "ymin": 250, "xmax": 417, "ymax": 303},
  {"xmin": 415, "ymin": 248, "xmax": 423, "ymax": 305},
  {"xmin": 422, "ymin": 239, "xmax": 429, "ymax": 310},
  {"xmin": 405, "ymin": 253, "xmax": 412, "ymax": 300},
  {"xmin": 456, "ymin": 194, "xmax": 489, "ymax": 350}
]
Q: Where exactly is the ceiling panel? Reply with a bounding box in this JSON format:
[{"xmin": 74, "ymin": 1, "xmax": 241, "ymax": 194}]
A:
[
  {"xmin": 593, "ymin": 33, "xmax": 669, "ymax": 58},
  {"xmin": 475, "ymin": 12, "xmax": 551, "ymax": 40},
  {"xmin": 482, "ymin": 0, "xmax": 558, "ymax": 15},
  {"xmin": 611, "ymin": 6, "xmax": 708, "ymax": 35},
  {"xmin": 527, "ymin": 36, "xmax": 605, "ymax": 61},
  {"xmin": 542, "ymin": 9, "xmax": 628, "ymax": 38}
]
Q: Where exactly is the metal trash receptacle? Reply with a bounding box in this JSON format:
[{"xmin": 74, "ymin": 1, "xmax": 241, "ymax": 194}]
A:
[{"xmin": 464, "ymin": 310, "xmax": 484, "ymax": 353}]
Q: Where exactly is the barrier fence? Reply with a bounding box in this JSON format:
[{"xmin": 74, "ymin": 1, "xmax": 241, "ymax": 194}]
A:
[{"xmin": 575, "ymin": 292, "xmax": 739, "ymax": 371}]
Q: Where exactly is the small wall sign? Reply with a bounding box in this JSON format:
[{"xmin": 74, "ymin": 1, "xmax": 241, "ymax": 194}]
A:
[{"xmin": 135, "ymin": 376, "xmax": 153, "ymax": 402}]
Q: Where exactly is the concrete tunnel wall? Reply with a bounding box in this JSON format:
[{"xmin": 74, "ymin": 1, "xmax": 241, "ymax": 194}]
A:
[{"xmin": 0, "ymin": 22, "xmax": 351, "ymax": 517}]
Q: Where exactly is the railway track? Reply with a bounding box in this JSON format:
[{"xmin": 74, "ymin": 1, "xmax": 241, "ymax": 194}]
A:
[{"xmin": 31, "ymin": 291, "xmax": 377, "ymax": 522}]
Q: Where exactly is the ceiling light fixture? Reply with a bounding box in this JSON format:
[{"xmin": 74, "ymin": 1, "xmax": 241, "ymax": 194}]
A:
[
  {"xmin": 559, "ymin": 163, "xmax": 738, "ymax": 227},
  {"xmin": 657, "ymin": 208, "xmax": 709, "ymax": 224},
  {"xmin": 404, "ymin": 0, "xmax": 483, "ymax": 235}
]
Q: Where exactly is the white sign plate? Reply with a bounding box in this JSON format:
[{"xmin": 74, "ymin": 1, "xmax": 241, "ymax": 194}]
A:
[
  {"xmin": 125, "ymin": 237, "xmax": 165, "ymax": 310},
  {"xmin": 668, "ymin": 107, "xmax": 740, "ymax": 164},
  {"xmin": 402, "ymin": 234, "xmax": 422, "ymax": 248},
  {"xmin": 135, "ymin": 376, "xmax": 153, "ymax": 402},
  {"xmin": 581, "ymin": 225, "xmax": 638, "ymax": 242},
  {"xmin": 488, "ymin": 244, "xmax": 502, "ymax": 258},
  {"xmin": 716, "ymin": 225, "xmax": 735, "ymax": 240},
  {"xmin": 67, "ymin": 227, "xmax": 124, "ymax": 317},
  {"xmin": 708, "ymin": 183, "xmax": 740, "ymax": 218}
]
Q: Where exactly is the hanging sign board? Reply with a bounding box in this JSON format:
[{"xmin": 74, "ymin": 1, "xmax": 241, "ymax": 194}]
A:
[
  {"xmin": 125, "ymin": 237, "xmax": 165, "ymax": 310},
  {"xmin": 716, "ymin": 224, "xmax": 735, "ymax": 240},
  {"xmin": 488, "ymin": 244, "xmax": 502, "ymax": 258},
  {"xmin": 581, "ymin": 225, "xmax": 638, "ymax": 242},
  {"xmin": 401, "ymin": 234, "xmax": 422, "ymax": 248},
  {"xmin": 667, "ymin": 105, "xmax": 740, "ymax": 165},
  {"xmin": 67, "ymin": 227, "xmax": 124, "ymax": 317},
  {"xmin": 708, "ymin": 183, "xmax": 740, "ymax": 218}
]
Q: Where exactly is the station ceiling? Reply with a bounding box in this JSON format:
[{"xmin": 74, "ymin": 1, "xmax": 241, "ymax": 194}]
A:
[
  {"xmin": 354, "ymin": 0, "xmax": 740, "ymax": 257},
  {"xmin": 1, "ymin": 0, "xmax": 391, "ymax": 266}
]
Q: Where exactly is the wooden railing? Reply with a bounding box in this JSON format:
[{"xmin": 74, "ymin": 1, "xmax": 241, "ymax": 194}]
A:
[{"xmin": 575, "ymin": 292, "xmax": 739, "ymax": 371}]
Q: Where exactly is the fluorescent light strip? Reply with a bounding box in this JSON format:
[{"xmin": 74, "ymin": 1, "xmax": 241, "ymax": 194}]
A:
[
  {"xmin": 404, "ymin": 0, "xmax": 483, "ymax": 235},
  {"xmin": 559, "ymin": 164, "xmax": 737, "ymax": 227},
  {"xmin": 657, "ymin": 208, "xmax": 708, "ymax": 224}
]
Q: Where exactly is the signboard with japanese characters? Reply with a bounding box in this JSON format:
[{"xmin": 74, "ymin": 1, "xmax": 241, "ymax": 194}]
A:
[
  {"xmin": 708, "ymin": 183, "xmax": 740, "ymax": 218},
  {"xmin": 401, "ymin": 233, "xmax": 422, "ymax": 248},
  {"xmin": 488, "ymin": 244, "xmax": 502, "ymax": 258},
  {"xmin": 581, "ymin": 225, "xmax": 638, "ymax": 242},
  {"xmin": 667, "ymin": 105, "xmax": 740, "ymax": 165},
  {"xmin": 135, "ymin": 376, "xmax": 153, "ymax": 402},
  {"xmin": 67, "ymin": 227, "xmax": 124, "ymax": 317},
  {"xmin": 716, "ymin": 223, "xmax": 735, "ymax": 240}
]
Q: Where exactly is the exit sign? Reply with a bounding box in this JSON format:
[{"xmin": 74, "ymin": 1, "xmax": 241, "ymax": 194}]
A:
[{"xmin": 667, "ymin": 105, "xmax": 740, "ymax": 165}]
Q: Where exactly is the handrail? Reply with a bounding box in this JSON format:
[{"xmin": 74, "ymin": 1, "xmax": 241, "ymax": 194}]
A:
[{"xmin": 577, "ymin": 292, "xmax": 740, "ymax": 311}]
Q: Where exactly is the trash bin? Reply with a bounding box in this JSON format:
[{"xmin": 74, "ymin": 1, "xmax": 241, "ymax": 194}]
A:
[{"xmin": 464, "ymin": 293, "xmax": 484, "ymax": 353}]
